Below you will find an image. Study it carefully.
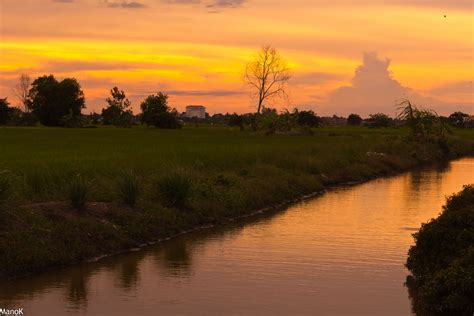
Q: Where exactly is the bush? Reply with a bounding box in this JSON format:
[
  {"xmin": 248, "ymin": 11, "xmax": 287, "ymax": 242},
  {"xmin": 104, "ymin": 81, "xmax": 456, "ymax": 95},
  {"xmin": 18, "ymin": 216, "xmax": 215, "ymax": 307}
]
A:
[
  {"xmin": 69, "ymin": 175, "xmax": 90, "ymax": 211},
  {"xmin": 61, "ymin": 109, "xmax": 87, "ymax": 128},
  {"xmin": 228, "ymin": 113, "xmax": 244, "ymax": 130},
  {"xmin": 366, "ymin": 113, "xmax": 393, "ymax": 128},
  {"xmin": 406, "ymin": 185, "xmax": 474, "ymax": 314},
  {"xmin": 118, "ymin": 171, "xmax": 140, "ymax": 207},
  {"xmin": 155, "ymin": 171, "xmax": 191, "ymax": 207}
]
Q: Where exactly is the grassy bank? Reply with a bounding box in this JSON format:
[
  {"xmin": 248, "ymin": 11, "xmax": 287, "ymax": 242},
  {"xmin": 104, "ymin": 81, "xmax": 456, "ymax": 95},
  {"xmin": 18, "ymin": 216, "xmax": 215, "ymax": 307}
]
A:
[
  {"xmin": 0, "ymin": 125, "xmax": 473, "ymax": 279},
  {"xmin": 406, "ymin": 185, "xmax": 474, "ymax": 315}
]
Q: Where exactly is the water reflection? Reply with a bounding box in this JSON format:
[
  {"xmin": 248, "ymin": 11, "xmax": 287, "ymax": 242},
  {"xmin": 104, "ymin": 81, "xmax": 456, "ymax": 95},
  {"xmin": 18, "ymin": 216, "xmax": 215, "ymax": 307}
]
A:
[
  {"xmin": 0, "ymin": 158, "xmax": 472, "ymax": 316},
  {"xmin": 154, "ymin": 239, "xmax": 193, "ymax": 279},
  {"xmin": 116, "ymin": 254, "xmax": 143, "ymax": 291},
  {"xmin": 67, "ymin": 268, "xmax": 90, "ymax": 310}
]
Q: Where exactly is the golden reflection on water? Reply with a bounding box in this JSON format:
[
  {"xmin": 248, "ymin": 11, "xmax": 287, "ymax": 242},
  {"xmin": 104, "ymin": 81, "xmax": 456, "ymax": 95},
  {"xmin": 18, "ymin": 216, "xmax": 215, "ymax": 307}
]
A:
[{"xmin": 0, "ymin": 158, "xmax": 473, "ymax": 315}]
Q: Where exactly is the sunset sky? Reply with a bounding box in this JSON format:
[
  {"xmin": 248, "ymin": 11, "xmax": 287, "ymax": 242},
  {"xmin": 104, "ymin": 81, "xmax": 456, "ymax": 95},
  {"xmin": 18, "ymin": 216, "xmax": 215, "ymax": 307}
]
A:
[{"xmin": 0, "ymin": 0, "xmax": 472, "ymax": 116}]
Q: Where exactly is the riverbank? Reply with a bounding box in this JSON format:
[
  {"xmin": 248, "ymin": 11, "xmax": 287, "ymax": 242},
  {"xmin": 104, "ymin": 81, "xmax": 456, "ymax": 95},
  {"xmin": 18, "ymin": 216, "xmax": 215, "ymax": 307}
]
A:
[{"xmin": 1, "ymin": 126, "xmax": 473, "ymax": 279}]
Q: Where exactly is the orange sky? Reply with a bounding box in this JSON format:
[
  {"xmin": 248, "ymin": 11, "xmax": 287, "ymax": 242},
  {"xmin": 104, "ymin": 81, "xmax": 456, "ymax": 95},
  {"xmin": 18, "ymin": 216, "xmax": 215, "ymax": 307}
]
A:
[{"xmin": 0, "ymin": 0, "xmax": 472, "ymax": 115}]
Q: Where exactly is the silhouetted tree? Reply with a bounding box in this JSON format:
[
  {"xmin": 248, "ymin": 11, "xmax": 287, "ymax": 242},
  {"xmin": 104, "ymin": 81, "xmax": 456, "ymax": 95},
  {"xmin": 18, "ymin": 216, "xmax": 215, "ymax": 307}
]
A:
[
  {"xmin": 27, "ymin": 75, "xmax": 85, "ymax": 126},
  {"xmin": 13, "ymin": 74, "xmax": 31, "ymax": 112},
  {"xmin": 245, "ymin": 46, "xmax": 291, "ymax": 114},
  {"xmin": 0, "ymin": 98, "xmax": 11, "ymax": 125},
  {"xmin": 296, "ymin": 110, "xmax": 321, "ymax": 127},
  {"xmin": 448, "ymin": 111, "xmax": 469, "ymax": 128},
  {"xmin": 140, "ymin": 92, "xmax": 181, "ymax": 129},
  {"xmin": 347, "ymin": 113, "xmax": 362, "ymax": 126},
  {"xmin": 102, "ymin": 87, "xmax": 133, "ymax": 127}
]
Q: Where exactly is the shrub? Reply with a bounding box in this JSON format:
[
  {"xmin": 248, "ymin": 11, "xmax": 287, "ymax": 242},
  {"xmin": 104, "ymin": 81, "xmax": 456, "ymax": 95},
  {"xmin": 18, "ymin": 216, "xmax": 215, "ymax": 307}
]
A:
[
  {"xmin": 448, "ymin": 111, "xmax": 469, "ymax": 128},
  {"xmin": 61, "ymin": 109, "xmax": 86, "ymax": 128},
  {"xmin": 228, "ymin": 113, "xmax": 245, "ymax": 130},
  {"xmin": 155, "ymin": 171, "xmax": 191, "ymax": 207},
  {"xmin": 366, "ymin": 113, "xmax": 393, "ymax": 128},
  {"xmin": 69, "ymin": 174, "xmax": 90, "ymax": 211},
  {"xmin": 118, "ymin": 171, "xmax": 140, "ymax": 207},
  {"xmin": 406, "ymin": 185, "xmax": 474, "ymax": 314}
]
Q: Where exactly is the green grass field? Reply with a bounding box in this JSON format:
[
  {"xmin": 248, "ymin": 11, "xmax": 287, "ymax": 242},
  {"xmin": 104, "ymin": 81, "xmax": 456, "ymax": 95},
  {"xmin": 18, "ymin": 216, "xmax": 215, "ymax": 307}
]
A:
[{"xmin": 0, "ymin": 125, "xmax": 473, "ymax": 278}]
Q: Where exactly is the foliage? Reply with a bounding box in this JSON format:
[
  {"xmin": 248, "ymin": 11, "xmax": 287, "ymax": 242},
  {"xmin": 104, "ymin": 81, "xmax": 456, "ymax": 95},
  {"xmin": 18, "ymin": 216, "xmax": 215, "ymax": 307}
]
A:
[
  {"xmin": 0, "ymin": 98, "xmax": 11, "ymax": 125},
  {"xmin": 397, "ymin": 100, "xmax": 450, "ymax": 144},
  {"xmin": 366, "ymin": 113, "xmax": 393, "ymax": 128},
  {"xmin": 406, "ymin": 185, "xmax": 474, "ymax": 314},
  {"xmin": 258, "ymin": 108, "xmax": 320, "ymax": 134},
  {"xmin": 228, "ymin": 113, "xmax": 245, "ymax": 130},
  {"xmin": 448, "ymin": 111, "xmax": 469, "ymax": 128},
  {"xmin": 347, "ymin": 113, "xmax": 363, "ymax": 126},
  {"xmin": 101, "ymin": 87, "xmax": 133, "ymax": 127},
  {"xmin": 27, "ymin": 75, "xmax": 85, "ymax": 127},
  {"xmin": 296, "ymin": 110, "xmax": 321, "ymax": 127},
  {"xmin": 140, "ymin": 92, "xmax": 181, "ymax": 129},
  {"xmin": 0, "ymin": 100, "xmax": 38, "ymax": 126},
  {"xmin": 118, "ymin": 171, "xmax": 140, "ymax": 207},
  {"xmin": 69, "ymin": 175, "xmax": 90, "ymax": 211},
  {"xmin": 155, "ymin": 171, "xmax": 192, "ymax": 208},
  {"xmin": 88, "ymin": 112, "xmax": 102, "ymax": 125},
  {"xmin": 245, "ymin": 46, "xmax": 291, "ymax": 113},
  {"xmin": 6, "ymin": 108, "xmax": 38, "ymax": 126},
  {"xmin": 61, "ymin": 109, "xmax": 86, "ymax": 128}
]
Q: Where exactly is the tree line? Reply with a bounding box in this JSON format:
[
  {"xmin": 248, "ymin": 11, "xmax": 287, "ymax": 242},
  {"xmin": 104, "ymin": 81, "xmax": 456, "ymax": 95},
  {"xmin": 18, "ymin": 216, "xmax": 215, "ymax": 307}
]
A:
[{"xmin": 0, "ymin": 74, "xmax": 182, "ymax": 129}]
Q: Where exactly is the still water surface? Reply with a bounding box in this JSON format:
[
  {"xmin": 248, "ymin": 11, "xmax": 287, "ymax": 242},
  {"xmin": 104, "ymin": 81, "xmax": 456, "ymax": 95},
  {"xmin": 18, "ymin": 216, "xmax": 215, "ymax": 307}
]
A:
[{"xmin": 1, "ymin": 158, "xmax": 473, "ymax": 315}]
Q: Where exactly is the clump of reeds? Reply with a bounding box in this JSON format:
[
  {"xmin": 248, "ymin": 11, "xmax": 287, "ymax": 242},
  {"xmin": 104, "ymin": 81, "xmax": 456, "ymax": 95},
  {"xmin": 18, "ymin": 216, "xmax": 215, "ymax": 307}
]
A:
[
  {"xmin": 118, "ymin": 171, "xmax": 140, "ymax": 207},
  {"xmin": 69, "ymin": 174, "xmax": 90, "ymax": 211},
  {"xmin": 155, "ymin": 170, "xmax": 191, "ymax": 208}
]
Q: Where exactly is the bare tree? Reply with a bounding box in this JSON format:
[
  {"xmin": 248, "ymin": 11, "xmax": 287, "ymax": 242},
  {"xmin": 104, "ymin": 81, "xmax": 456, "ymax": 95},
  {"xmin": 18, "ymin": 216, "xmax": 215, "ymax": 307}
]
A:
[
  {"xmin": 13, "ymin": 74, "xmax": 31, "ymax": 112},
  {"xmin": 245, "ymin": 46, "xmax": 291, "ymax": 114}
]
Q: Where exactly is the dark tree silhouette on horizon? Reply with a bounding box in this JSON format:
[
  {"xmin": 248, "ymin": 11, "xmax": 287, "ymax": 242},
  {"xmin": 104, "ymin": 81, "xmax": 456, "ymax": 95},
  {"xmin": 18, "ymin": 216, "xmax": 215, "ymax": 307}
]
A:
[
  {"xmin": 102, "ymin": 87, "xmax": 133, "ymax": 127},
  {"xmin": 347, "ymin": 113, "xmax": 363, "ymax": 126},
  {"xmin": 27, "ymin": 75, "xmax": 85, "ymax": 126},
  {"xmin": 140, "ymin": 92, "xmax": 181, "ymax": 129},
  {"xmin": 0, "ymin": 98, "xmax": 11, "ymax": 125}
]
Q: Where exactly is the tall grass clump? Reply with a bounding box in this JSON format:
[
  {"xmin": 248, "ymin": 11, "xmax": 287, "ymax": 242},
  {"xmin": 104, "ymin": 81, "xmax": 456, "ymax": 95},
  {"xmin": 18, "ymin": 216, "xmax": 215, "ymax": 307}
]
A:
[
  {"xmin": 155, "ymin": 170, "xmax": 192, "ymax": 208},
  {"xmin": 0, "ymin": 170, "xmax": 12, "ymax": 204},
  {"xmin": 118, "ymin": 171, "xmax": 140, "ymax": 207},
  {"xmin": 24, "ymin": 170, "xmax": 47, "ymax": 197},
  {"xmin": 69, "ymin": 174, "xmax": 90, "ymax": 211}
]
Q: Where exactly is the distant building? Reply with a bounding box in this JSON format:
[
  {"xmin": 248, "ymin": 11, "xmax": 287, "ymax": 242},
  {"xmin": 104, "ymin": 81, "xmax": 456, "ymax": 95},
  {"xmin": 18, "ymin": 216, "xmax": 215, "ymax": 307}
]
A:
[{"xmin": 185, "ymin": 105, "xmax": 206, "ymax": 119}]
